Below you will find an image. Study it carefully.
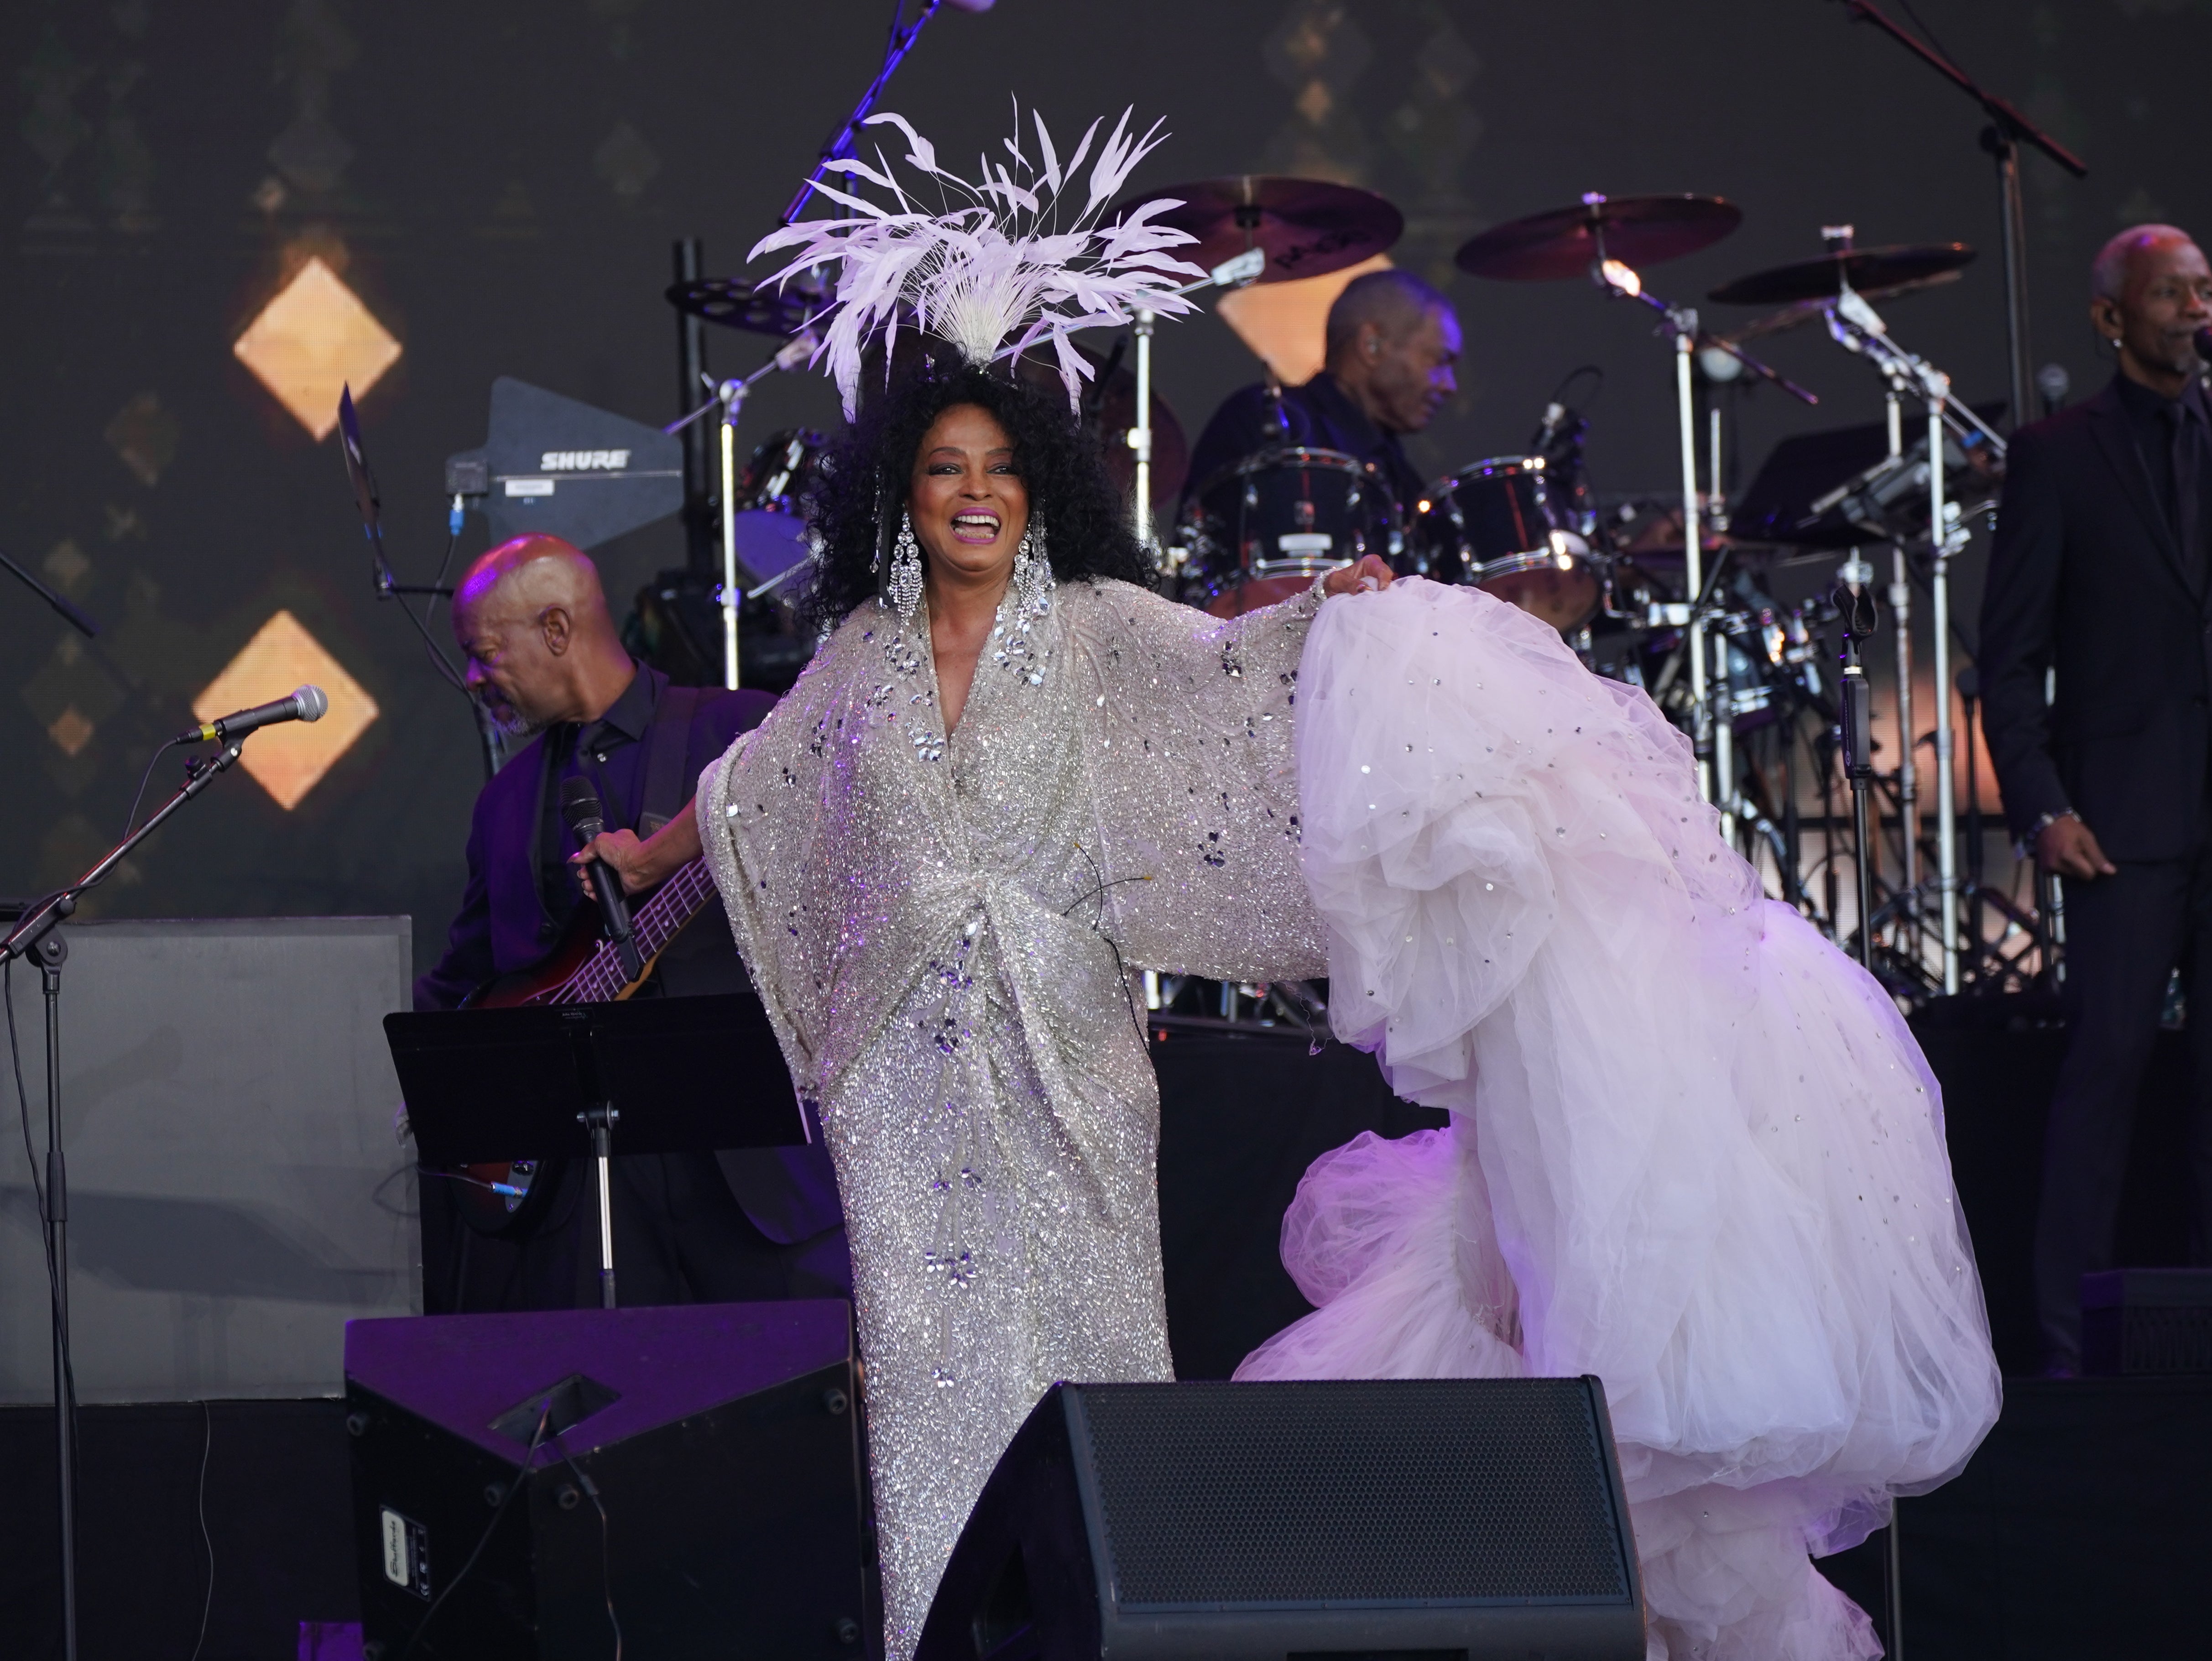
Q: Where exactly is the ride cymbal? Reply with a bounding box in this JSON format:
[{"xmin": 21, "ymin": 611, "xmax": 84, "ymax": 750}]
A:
[
  {"xmin": 1110, "ymin": 176, "xmax": 1403, "ymax": 284},
  {"xmin": 1455, "ymin": 193, "xmax": 1742, "ymax": 282}
]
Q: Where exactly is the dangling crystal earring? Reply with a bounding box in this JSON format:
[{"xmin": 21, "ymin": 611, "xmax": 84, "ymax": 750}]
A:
[
  {"xmin": 1014, "ymin": 519, "xmax": 1054, "ymax": 614},
  {"xmin": 888, "ymin": 511, "xmax": 924, "ymax": 622}
]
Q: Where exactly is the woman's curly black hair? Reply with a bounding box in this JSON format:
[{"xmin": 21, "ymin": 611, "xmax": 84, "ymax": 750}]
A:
[{"xmin": 799, "ymin": 358, "xmax": 1151, "ymax": 637}]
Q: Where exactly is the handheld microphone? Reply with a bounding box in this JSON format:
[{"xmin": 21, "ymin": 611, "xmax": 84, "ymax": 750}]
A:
[
  {"xmin": 2195, "ymin": 325, "xmax": 2212, "ymax": 365},
  {"xmin": 559, "ymin": 777, "xmax": 646, "ymax": 984},
  {"xmin": 177, "ymin": 684, "xmax": 327, "ymax": 747}
]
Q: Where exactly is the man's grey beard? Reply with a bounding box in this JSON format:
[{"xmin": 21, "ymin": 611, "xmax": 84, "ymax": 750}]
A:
[{"xmin": 475, "ymin": 696, "xmax": 544, "ymax": 742}]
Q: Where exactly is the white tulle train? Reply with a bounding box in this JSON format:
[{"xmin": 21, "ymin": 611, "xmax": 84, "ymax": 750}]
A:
[{"xmin": 1239, "ymin": 579, "xmax": 2001, "ymax": 1661}]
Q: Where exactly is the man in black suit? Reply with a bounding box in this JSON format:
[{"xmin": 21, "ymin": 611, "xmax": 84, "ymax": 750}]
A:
[
  {"xmin": 1979, "ymin": 224, "xmax": 2212, "ymax": 1373},
  {"xmin": 414, "ymin": 534, "xmax": 848, "ymax": 1312}
]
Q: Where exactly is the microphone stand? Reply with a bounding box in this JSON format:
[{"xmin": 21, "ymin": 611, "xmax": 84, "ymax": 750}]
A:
[
  {"xmin": 1832, "ymin": 0, "xmax": 2087, "ymax": 428},
  {"xmin": 1, "ymin": 734, "xmax": 250, "ymax": 1661},
  {"xmin": 1588, "ymin": 230, "xmax": 1818, "ymax": 804},
  {"xmin": 0, "ymin": 548, "xmax": 102, "ymax": 640},
  {"xmin": 780, "ymin": 0, "xmax": 949, "ymax": 228}
]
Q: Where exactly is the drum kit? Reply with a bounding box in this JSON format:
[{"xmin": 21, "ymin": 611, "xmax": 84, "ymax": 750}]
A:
[{"xmin": 663, "ymin": 167, "xmax": 2031, "ymax": 1003}]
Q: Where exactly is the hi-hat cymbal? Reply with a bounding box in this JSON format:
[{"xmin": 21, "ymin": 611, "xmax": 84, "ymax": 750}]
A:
[
  {"xmin": 1718, "ymin": 268, "xmax": 1968, "ymax": 346},
  {"xmin": 1455, "ymin": 193, "xmax": 1742, "ymax": 282},
  {"xmin": 1708, "ymin": 244, "xmax": 1975, "ymax": 308},
  {"xmin": 666, "ymin": 277, "xmax": 815, "ymax": 335},
  {"xmin": 1109, "ymin": 176, "xmax": 1403, "ymax": 283}
]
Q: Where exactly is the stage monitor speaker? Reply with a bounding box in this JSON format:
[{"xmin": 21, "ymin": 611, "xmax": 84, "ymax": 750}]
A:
[
  {"xmin": 918, "ymin": 1377, "xmax": 1643, "ymax": 1661},
  {"xmin": 345, "ymin": 1300, "xmax": 870, "ymax": 1660}
]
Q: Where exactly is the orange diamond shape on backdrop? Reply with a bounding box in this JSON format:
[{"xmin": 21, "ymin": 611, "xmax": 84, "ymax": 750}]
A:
[
  {"xmin": 232, "ymin": 256, "xmax": 401, "ymax": 441},
  {"xmin": 194, "ymin": 610, "xmax": 379, "ymax": 810}
]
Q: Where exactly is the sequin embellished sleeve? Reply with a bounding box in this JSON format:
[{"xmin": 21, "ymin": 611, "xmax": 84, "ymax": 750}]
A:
[
  {"xmin": 1061, "ymin": 579, "xmax": 1330, "ymax": 982},
  {"xmin": 695, "ymin": 641, "xmax": 851, "ymax": 1099}
]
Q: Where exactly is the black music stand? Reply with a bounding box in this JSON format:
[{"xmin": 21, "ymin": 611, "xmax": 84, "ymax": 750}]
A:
[{"xmin": 385, "ymin": 992, "xmax": 805, "ymax": 1309}]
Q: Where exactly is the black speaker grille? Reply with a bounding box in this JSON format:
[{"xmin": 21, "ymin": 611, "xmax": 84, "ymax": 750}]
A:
[{"xmin": 1076, "ymin": 1379, "xmax": 1629, "ymax": 1609}]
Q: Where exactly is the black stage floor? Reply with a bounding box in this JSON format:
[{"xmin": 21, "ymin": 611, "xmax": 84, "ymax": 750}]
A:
[{"xmin": 0, "ymin": 1015, "xmax": 2202, "ymax": 1657}]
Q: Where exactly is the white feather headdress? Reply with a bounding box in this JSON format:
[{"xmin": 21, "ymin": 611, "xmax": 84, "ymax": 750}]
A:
[{"xmin": 749, "ymin": 105, "xmax": 1207, "ymax": 416}]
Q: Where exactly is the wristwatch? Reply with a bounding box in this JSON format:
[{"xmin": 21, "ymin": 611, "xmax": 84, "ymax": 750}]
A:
[{"xmin": 2019, "ymin": 808, "xmax": 2079, "ymax": 860}]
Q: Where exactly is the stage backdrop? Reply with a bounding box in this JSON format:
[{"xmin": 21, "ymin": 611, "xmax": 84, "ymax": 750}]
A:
[{"xmin": 2, "ymin": 0, "xmax": 2206, "ymax": 975}]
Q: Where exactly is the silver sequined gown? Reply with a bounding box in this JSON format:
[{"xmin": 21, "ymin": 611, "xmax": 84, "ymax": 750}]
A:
[{"xmin": 697, "ymin": 575, "xmax": 1328, "ymax": 1657}]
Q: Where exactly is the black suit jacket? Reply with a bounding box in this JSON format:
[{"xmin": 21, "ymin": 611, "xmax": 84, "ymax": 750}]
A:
[{"xmin": 1979, "ymin": 378, "xmax": 2212, "ymax": 861}]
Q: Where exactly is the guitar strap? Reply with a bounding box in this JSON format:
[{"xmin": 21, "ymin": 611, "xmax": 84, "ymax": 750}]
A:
[{"xmin": 636, "ymin": 684, "xmax": 704, "ymax": 837}]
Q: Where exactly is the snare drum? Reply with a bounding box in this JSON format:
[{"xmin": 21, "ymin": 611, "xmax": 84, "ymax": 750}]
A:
[
  {"xmin": 1176, "ymin": 446, "xmax": 1400, "ymax": 616},
  {"xmin": 1411, "ymin": 456, "xmax": 1603, "ymax": 633}
]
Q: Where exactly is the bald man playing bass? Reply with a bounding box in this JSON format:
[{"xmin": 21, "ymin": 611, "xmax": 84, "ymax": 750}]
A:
[{"xmin": 414, "ymin": 533, "xmax": 848, "ymax": 1311}]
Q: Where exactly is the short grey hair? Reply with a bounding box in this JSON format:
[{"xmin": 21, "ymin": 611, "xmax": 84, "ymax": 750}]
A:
[
  {"xmin": 2092, "ymin": 224, "xmax": 2194, "ymax": 301},
  {"xmin": 1324, "ymin": 268, "xmax": 1454, "ymax": 361}
]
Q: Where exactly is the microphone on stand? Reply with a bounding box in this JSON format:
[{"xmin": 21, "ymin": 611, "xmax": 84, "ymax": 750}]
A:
[
  {"xmin": 176, "ymin": 685, "xmax": 327, "ymax": 746},
  {"xmin": 2036, "ymin": 362, "xmax": 2071, "ymax": 417},
  {"xmin": 560, "ymin": 777, "xmax": 646, "ymax": 984}
]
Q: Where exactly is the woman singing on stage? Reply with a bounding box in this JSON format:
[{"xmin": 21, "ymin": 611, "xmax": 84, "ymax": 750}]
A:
[{"xmin": 583, "ymin": 107, "xmax": 1999, "ymax": 1661}]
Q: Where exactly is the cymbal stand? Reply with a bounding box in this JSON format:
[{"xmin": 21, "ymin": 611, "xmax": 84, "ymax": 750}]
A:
[
  {"xmin": 665, "ymin": 333, "xmax": 819, "ymax": 689},
  {"xmin": 1705, "ymin": 412, "xmax": 1737, "ymax": 841},
  {"xmin": 1878, "ymin": 390, "xmax": 1923, "ymax": 942},
  {"xmin": 1591, "ymin": 247, "xmax": 1817, "ymax": 804},
  {"xmin": 1835, "ymin": 570, "xmax": 1881, "ymax": 971},
  {"xmin": 1825, "ymin": 286, "xmax": 2007, "ymax": 992},
  {"xmin": 1128, "ymin": 247, "xmax": 1265, "ymax": 554}
]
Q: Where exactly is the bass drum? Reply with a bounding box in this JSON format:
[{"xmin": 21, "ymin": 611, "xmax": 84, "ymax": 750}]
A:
[
  {"xmin": 1411, "ymin": 455, "xmax": 1603, "ymax": 633},
  {"xmin": 1175, "ymin": 446, "xmax": 1400, "ymax": 617}
]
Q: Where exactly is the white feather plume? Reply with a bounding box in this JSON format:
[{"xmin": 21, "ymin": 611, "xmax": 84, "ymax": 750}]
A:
[{"xmin": 749, "ymin": 104, "xmax": 1206, "ymax": 415}]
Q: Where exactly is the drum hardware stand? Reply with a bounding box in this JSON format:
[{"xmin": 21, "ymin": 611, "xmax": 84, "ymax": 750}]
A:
[
  {"xmin": 666, "ymin": 333, "xmax": 818, "ymax": 689},
  {"xmin": 1824, "ymin": 285, "xmax": 2007, "ymax": 994},
  {"xmin": 1949, "ymin": 667, "xmax": 2055, "ymax": 991},
  {"xmin": 1588, "ymin": 232, "xmax": 1816, "ymax": 801},
  {"xmin": 1832, "ymin": 0, "xmax": 2087, "ymax": 430},
  {"xmin": 1835, "ymin": 565, "xmax": 1881, "ymax": 972},
  {"xmin": 1129, "ymin": 246, "xmax": 1266, "ymax": 553},
  {"xmin": 1705, "ymin": 413, "xmax": 1738, "ymax": 842},
  {"xmin": 1, "ymin": 734, "xmax": 251, "ymax": 1661}
]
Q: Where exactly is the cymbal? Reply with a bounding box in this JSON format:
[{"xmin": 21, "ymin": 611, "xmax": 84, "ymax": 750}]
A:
[
  {"xmin": 1707, "ymin": 244, "xmax": 1975, "ymax": 308},
  {"xmin": 1109, "ymin": 176, "xmax": 1403, "ymax": 283},
  {"xmin": 1717, "ymin": 268, "xmax": 1967, "ymax": 346},
  {"xmin": 1455, "ymin": 194, "xmax": 1742, "ymax": 282},
  {"xmin": 666, "ymin": 277, "xmax": 815, "ymax": 335}
]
